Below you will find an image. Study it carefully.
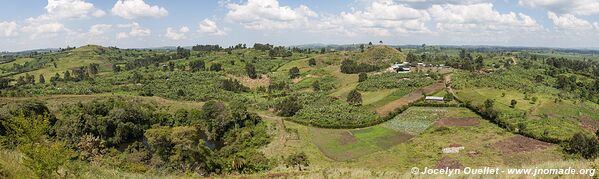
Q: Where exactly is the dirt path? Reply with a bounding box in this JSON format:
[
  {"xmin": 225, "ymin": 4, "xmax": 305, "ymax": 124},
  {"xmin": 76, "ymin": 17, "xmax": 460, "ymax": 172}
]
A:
[
  {"xmin": 375, "ymin": 81, "xmax": 445, "ymax": 116},
  {"xmin": 258, "ymin": 112, "xmax": 291, "ymax": 157},
  {"xmin": 444, "ymin": 73, "xmax": 456, "ymax": 96}
]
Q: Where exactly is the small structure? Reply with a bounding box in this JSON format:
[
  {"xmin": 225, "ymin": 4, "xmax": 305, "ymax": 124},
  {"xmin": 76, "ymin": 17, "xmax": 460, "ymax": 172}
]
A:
[
  {"xmin": 442, "ymin": 144, "xmax": 465, "ymax": 154},
  {"xmin": 425, "ymin": 96, "xmax": 444, "ymax": 102},
  {"xmin": 391, "ymin": 63, "xmax": 411, "ymax": 73}
]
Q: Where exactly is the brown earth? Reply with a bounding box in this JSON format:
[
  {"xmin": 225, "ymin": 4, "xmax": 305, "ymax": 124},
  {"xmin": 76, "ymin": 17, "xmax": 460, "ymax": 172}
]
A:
[
  {"xmin": 227, "ymin": 74, "xmax": 270, "ymax": 89},
  {"xmin": 578, "ymin": 116, "xmax": 599, "ymax": 132},
  {"xmin": 492, "ymin": 135, "xmax": 552, "ymax": 154},
  {"xmin": 339, "ymin": 131, "xmax": 358, "ymax": 145},
  {"xmin": 435, "ymin": 156, "xmax": 464, "ymax": 169},
  {"xmin": 435, "ymin": 118, "xmax": 480, "ymax": 127},
  {"xmin": 376, "ymin": 81, "xmax": 445, "ymax": 116}
]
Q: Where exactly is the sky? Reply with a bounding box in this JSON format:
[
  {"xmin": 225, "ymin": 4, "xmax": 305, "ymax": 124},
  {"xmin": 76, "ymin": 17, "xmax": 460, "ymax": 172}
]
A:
[{"xmin": 1, "ymin": 0, "xmax": 599, "ymax": 51}]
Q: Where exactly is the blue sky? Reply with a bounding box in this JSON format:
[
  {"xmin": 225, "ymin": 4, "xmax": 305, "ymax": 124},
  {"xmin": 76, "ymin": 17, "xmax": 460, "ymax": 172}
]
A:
[{"xmin": 1, "ymin": 0, "xmax": 599, "ymax": 51}]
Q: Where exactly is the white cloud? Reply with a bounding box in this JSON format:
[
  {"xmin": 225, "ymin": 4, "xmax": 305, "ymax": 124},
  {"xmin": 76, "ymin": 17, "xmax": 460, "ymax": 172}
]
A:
[
  {"xmin": 547, "ymin": 12, "xmax": 595, "ymax": 30},
  {"xmin": 43, "ymin": 0, "xmax": 105, "ymax": 20},
  {"xmin": 226, "ymin": 0, "xmax": 317, "ymax": 30},
  {"xmin": 88, "ymin": 24, "xmax": 113, "ymax": 35},
  {"xmin": 21, "ymin": 22, "xmax": 67, "ymax": 38},
  {"xmin": 165, "ymin": 26, "xmax": 190, "ymax": 40},
  {"xmin": 198, "ymin": 19, "xmax": 226, "ymax": 35},
  {"xmin": 22, "ymin": 0, "xmax": 103, "ymax": 39},
  {"xmin": 317, "ymin": 0, "xmax": 431, "ymax": 36},
  {"xmin": 116, "ymin": 22, "xmax": 151, "ymax": 39},
  {"xmin": 519, "ymin": 0, "xmax": 599, "ymax": 16},
  {"xmin": 0, "ymin": 21, "xmax": 18, "ymax": 37},
  {"xmin": 428, "ymin": 3, "xmax": 542, "ymax": 32},
  {"xmin": 112, "ymin": 0, "xmax": 168, "ymax": 19}
]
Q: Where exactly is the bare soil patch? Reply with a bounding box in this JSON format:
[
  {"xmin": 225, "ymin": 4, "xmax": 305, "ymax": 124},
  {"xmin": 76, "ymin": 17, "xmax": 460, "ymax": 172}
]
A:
[
  {"xmin": 376, "ymin": 81, "xmax": 445, "ymax": 116},
  {"xmin": 339, "ymin": 131, "xmax": 358, "ymax": 145},
  {"xmin": 227, "ymin": 74, "xmax": 270, "ymax": 89},
  {"xmin": 435, "ymin": 156, "xmax": 464, "ymax": 169},
  {"xmin": 492, "ymin": 135, "xmax": 552, "ymax": 154},
  {"xmin": 435, "ymin": 118, "xmax": 480, "ymax": 127},
  {"xmin": 579, "ymin": 116, "xmax": 599, "ymax": 132}
]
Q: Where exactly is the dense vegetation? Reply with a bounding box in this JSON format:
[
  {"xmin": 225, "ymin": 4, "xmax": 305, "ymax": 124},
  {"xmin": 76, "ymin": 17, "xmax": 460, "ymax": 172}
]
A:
[{"xmin": 2, "ymin": 43, "xmax": 599, "ymax": 177}]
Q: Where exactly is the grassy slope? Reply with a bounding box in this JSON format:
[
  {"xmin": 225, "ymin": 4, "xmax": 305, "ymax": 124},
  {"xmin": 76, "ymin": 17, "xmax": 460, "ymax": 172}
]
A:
[{"xmin": 258, "ymin": 107, "xmax": 563, "ymax": 176}]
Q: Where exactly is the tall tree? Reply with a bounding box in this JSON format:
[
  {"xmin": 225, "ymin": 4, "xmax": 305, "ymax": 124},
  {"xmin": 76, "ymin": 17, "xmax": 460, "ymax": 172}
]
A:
[
  {"xmin": 347, "ymin": 89, "xmax": 362, "ymax": 106},
  {"xmin": 289, "ymin": 67, "xmax": 300, "ymax": 79},
  {"xmin": 246, "ymin": 63, "xmax": 257, "ymax": 79},
  {"xmin": 38, "ymin": 74, "xmax": 45, "ymax": 84}
]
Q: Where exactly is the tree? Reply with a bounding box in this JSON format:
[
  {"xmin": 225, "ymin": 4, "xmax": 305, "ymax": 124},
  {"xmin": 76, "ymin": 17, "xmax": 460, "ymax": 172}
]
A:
[
  {"xmin": 308, "ymin": 58, "xmax": 316, "ymax": 66},
  {"xmin": 484, "ymin": 99, "xmax": 494, "ymax": 110},
  {"xmin": 567, "ymin": 133, "xmax": 599, "ymax": 159},
  {"xmin": 64, "ymin": 71, "xmax": 71, "ymax": 81},
  {"xmin": 210, "ymin": 63, "xmax": 222, "ymax": 72},
  {"xmin": 39, "ymin": 74, "xmax": 45, "ymax": 84},
  {"xmin": 19, "ymin": 142, "xmax": 74, "ymax": 178},
  {"xmin": 444, "ymin": 93, "xmax": 454, "ymax": 102},
  {"xmin": 245, "ymin": 63, "xmax": 257, "ymax": 79},
  {"xmin": 347, "ymin": 89, "xmax": 362, "ymax": 106},
  {"xmin": 289, "ymin": 67, "xmax": 300, "ymax": 79},
  {"xmin": 112, "ymin": 64, "xmax": 121, "ymax": 73},
  {"xmin": 0, "ymin": 78, "xmax": 10, "ymax": 89},
  {"xmin": 285, "ymin": 152, "xmax": 309, "ymax": 171},
  {"xmin": 189, "ymin": 60, "xmax": 205, "ymax": 72},
  {"xmin": 510, "ymin": 99, "xmax": 517, "ymax": 108},
  {"xmin": 168, "ymin": 61, "xmax": 175, "ymax": 71},
  {"xmin": 312, "ymin": 80, "xmax": 320, "ymax": 91},
  {"xmin": 276, "ymin": 96, "xmax": 301, "ymax": 117},
  {"xmin": 89, "ymin": 63, "xmax": 99, "ymax": 75},
  {"xmin": 358, "ymin": 73, "xmax": 368, "ymax": 82},
  {"xmin": 475, "ymin": 55, "xmax": 484, "ymax": 70}
]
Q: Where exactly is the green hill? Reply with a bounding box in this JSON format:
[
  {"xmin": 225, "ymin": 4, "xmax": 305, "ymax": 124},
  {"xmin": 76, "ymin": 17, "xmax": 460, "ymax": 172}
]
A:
[{"xmin": 357, "ymin": 45, "xmax": 406, "ymax": 66}]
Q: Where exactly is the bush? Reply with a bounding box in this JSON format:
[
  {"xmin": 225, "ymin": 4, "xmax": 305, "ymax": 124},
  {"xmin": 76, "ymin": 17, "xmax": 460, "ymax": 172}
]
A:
[
  {"xmin": 358, "ymin": 73, "xmax": 368, "ymax": 82},
  {"xmin": 285, "ymin": 152, "xmax": 309, "ymax": 171},
  {"xmin": 347, "ymin": 89, "xmax": 362, "ymax": 106},
  {"xmin": 566, "ymin": 133, "xmax": 599, "ymax": 159},
  {"xmin": 289, "ymin": 67, "xmax": 300, "ymax": 79},
  {"xmin": 340, "ymin": 60, "xmax": 379, "ymax": 74},
  {"xmin": 276, "ymin": 97, "xmax": 302, "ymax": 117}
]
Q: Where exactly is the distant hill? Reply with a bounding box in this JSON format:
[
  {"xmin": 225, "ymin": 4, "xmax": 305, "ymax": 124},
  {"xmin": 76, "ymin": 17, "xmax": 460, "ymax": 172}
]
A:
[{"xmin": 357, "ymin": 45, "xmax": 406, "ymax": 66}]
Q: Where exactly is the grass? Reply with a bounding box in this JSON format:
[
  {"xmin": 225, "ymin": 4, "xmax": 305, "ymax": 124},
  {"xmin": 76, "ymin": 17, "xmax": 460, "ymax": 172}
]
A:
[{"xmin": 260, "ymin": 107, "xmax": 563, "ymax": 175}]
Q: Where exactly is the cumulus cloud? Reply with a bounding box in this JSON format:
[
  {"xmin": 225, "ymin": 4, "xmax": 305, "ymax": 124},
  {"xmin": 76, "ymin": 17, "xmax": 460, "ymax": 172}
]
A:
[
  {"xmin": 519, "ymin": 0, "xmax": 599, "ymax": 16},
  {"xmin": 225, "ymin": 0, "xmax": 317, "ymax": 30},
  {"xmin": 21, "ymin": 22, "xmax": 67, "ymax": 38},
  {"xmin": 116, "ymin": 22, "xmax": 151, "ymax": 39},
  {"xmin": 547, "ymin": 12, "xmax": 595, "ymax": 30},
  {"xmin": 198, "ymin": 19, "xmax": 226, "ymax": 35},
  {"xmin": 165, "ymin": 26, "xmax": 190, "ymax": 40},
  {"xmin": 317, "ymin": 0, "xmax": 431, "ymax": 36},
  {"xmin": 22, "ymin": 0, "xmax": 104, "ymax": 38},
  {"xmin": 428, "ymin": 3, "xmax": 542, "ymax": 32},
  {"xmin": 0, "ymin": 21, "xmax": 18, "ymax": 37},
  {"xmin": 88, "ymin": 24, "xmax": 113, "ymax": 35},
  {"xmin": 112, "ymin": 0, "xmax": 168, "ymax": 19}
]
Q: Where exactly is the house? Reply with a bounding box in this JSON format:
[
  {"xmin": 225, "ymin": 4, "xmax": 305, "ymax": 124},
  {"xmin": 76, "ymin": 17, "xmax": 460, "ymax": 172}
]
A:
[
  {"xmin": 425, "ymin": 96, "xmax": 444, "ymax": 102},
  {"xmin": 391, "ymin": 63, "xmax": 411, "ymax": 73}
]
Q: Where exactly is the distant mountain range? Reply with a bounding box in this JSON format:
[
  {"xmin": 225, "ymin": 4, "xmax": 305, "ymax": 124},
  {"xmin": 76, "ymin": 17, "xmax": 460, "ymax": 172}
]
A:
[{"xmin": 3, "ymin": 44, "xmax": 599, "ymax": 56}]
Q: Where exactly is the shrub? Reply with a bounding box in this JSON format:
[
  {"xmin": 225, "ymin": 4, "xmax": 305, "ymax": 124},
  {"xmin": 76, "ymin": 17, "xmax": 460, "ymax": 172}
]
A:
[
  {"xmin": 358, "ymin": 73, "xmax": 368, "ymax": 82},
  {"xmin": 289, "ymin": 67, "xmax": 300, "ymax": 79},
  {"xmin": 347, "ymin": 89, "xmax": 362, "ymax": 106}
]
